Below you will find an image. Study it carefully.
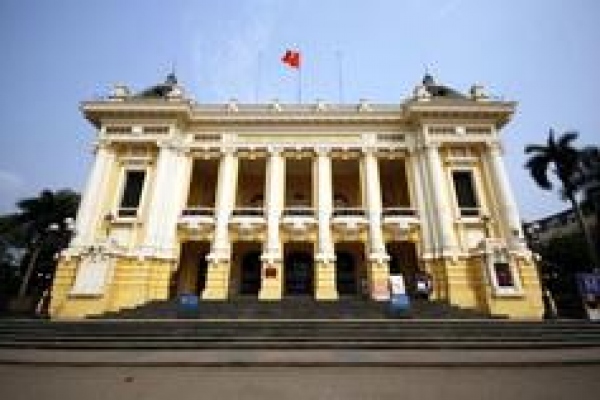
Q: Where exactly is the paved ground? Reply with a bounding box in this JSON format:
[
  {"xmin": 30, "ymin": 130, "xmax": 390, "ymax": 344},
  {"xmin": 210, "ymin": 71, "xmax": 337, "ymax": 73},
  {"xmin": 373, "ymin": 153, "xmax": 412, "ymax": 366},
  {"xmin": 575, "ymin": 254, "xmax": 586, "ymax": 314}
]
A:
[
  {"xmin": 1, "ymin": 348, "xmax": 600, "ymax": 400},
  {"xmin": 1, "ymin": 363, "xmax": 599, "ymax": 400}
]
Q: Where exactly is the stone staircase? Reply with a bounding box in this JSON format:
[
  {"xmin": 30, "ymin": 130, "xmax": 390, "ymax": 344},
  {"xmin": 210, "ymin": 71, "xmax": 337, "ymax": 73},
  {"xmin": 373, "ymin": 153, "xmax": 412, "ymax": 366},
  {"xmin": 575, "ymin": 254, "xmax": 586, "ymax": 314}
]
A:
[
  {"xmin": 91, "ymin": 297, "xmax": 493, "ymax": 320},
  {"xmin": 1, "ymin": 318, "xmax": 599, "ymax": 351}
]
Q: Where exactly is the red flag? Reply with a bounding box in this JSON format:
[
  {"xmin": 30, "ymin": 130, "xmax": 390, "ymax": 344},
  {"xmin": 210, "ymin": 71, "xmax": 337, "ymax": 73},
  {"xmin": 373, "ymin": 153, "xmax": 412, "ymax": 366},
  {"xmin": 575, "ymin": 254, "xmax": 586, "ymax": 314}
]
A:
[{"xmin": 282, "ymin": 49, "xmax": 300, "ymax": 69}]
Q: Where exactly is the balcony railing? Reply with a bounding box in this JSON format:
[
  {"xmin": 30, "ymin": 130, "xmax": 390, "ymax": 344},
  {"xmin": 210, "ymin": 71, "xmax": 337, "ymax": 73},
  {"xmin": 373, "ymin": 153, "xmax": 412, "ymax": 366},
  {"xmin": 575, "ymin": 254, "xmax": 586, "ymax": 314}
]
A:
[
  {"xmin": 332, "ymin": 208, "xmax": 367, "ymax": 218},
  {"xmin": 382, "ymin": 207, "xmax": 417, "ymax": 217},
  {"xmin": 283, "ymin": 207, "xmax": 315, "ymax": 218},
  {"xmin": 117, "ymin": 207, "xmax": 138, "ymax": 218},
  {"xmin": 232, "ymin": 207, "xmax": 265, "ymax": 217},
  {"xmin": 459, "ymin": 207, "xmax": 480, "ymax": 217},
  {"xmin": 181, "ymin": 207, "xmax": 214, "ymax": 217}
]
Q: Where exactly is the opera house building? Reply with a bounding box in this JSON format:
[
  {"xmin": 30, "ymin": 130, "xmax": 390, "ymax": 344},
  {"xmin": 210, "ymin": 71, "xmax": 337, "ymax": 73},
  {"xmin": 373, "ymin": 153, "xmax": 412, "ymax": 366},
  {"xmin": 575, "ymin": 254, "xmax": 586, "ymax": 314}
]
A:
[{"xmin": 49, "ymin": 74, "xmax": 543, "ymax": 319}]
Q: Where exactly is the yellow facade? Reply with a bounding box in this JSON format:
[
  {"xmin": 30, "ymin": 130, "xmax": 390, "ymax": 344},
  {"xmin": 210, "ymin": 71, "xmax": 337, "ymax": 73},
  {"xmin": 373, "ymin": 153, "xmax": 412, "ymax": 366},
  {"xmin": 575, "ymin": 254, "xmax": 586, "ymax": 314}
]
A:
[{"xmin": 49, "ymin": 74, "xmax": 544, "ymax": 319}]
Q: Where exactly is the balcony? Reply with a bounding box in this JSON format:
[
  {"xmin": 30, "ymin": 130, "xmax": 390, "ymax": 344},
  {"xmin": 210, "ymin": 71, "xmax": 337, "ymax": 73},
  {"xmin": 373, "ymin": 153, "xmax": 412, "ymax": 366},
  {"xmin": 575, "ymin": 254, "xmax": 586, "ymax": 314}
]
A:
[
  {"xmin": 331, "ymin": 207, "xmax": 368, "ymax": 233},
  {"xmin": 179, "ymin": 207, "xmax": 215, "ymax": 232},
  {"xmin": 459, "ymin": 207, "xmax": 481, "ymax": 218},
  {"xmin": 382, "ymin": 207, "xmax": 419, "ymax": 235},
  {"xmin": 116, "ymin": 207, "xmax": 139, "ymax": 219},
  {"xmin": 281, "ymin": 207, "xmax": 317, "ymax": 233},
  {"xmin": 230, "ymin": 207, "xmax": 266, "ymax": 232}
]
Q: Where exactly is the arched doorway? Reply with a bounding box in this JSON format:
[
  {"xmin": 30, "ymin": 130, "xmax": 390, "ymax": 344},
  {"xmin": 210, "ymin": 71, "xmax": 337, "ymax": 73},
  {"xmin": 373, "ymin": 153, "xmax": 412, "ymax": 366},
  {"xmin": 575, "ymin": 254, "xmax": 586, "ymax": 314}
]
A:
[
  {"xmin": 336, "ymin": 251, "xmax": 358, "ymax": 295},
  {"xmin": 240, "ymin": 251, "xmax": 262, "ymax": 295},
  {"xmin": 285, "ymin": 251, "xmax": 314, "ymax": 296}
]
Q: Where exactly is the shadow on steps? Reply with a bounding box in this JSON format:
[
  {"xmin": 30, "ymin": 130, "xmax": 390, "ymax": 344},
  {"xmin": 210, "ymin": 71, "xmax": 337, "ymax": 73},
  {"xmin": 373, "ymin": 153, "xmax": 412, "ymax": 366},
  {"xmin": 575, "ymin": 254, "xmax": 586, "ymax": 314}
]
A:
[{"xmin": 91, "ymin": 297, "xmax": 499, "ymax": 320}]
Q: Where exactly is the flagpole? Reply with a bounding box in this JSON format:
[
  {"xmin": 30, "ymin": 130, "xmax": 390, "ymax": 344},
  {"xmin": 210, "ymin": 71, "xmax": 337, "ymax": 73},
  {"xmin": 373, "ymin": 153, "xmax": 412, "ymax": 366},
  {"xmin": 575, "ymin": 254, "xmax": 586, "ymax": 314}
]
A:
[
  {"xmin": 337, "ymin": 51, "xmax": 344, "ymax": 104},
  {"xmin": 255, "ymin": 51, "xmax": 263, "ymax": 103},
  {"xmin": 298, "ymin": 52, "xmax": 302, "ymax": 104}
]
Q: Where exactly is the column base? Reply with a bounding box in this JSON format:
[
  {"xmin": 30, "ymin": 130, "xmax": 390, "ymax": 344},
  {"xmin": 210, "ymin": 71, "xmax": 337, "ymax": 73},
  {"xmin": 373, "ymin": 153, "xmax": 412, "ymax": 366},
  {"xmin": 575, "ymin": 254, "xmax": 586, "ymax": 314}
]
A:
[
  {"xmin": 201, "ymin": 259, "xmax": 230, "ymax": 301},
  {"xmin": 314, "ymin": 259, "xmax": 338, "ymax": 301},
  {"xmin": 259, "ymin": 259, "xmax": 283, "ymax": 301},
  {"xmin": 368, "ymin": 257, "xmax": 390, "ymax": 301}
]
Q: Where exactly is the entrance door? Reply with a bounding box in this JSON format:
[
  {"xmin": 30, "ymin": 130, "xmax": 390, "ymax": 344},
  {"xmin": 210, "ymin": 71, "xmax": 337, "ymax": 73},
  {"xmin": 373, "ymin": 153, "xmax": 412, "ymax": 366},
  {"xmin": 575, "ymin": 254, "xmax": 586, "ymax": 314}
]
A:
[
  {"xmin": 285, "ymin": 251, "xmax": 313, "ymax": 295},
  {"xmin": 387, "ymin": 241, "xmax": 419, "ymax": 295},
  {"xmin": 240, "ymin": 251, "xmax": 261, "ymax": 295},
  {"xmin": 336, "ymin": 251, "xmax": 357, "ymax": 295}
]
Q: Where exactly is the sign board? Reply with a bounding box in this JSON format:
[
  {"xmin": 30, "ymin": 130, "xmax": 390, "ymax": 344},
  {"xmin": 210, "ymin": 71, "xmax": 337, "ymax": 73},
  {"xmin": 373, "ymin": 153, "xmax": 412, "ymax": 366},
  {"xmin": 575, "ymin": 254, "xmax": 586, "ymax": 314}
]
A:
[
  {"xmin": 70, "ymin": 255, "xmax": 114, "ymax": 297},
  {"xmin": 389, "ymin": 274, "xmax": 406, "ymax": 295}
]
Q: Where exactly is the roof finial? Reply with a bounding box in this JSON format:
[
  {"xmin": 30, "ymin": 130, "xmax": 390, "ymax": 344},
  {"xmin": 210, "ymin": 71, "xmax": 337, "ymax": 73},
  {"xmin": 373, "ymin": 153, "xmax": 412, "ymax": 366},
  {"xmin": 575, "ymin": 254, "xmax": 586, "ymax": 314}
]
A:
[
  {"xmin": 166, "ymin": 61, "xmax": 177, "ymax": 85},
  {"xmin": 422, "ymin": 65, "xmax": 435, "ymax": 86}
]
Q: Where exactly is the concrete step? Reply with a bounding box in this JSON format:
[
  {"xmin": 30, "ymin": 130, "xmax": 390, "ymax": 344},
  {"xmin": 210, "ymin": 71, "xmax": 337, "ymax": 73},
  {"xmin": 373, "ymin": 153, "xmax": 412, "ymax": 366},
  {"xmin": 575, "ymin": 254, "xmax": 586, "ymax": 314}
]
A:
[
  {"xmin": 90, "ymin": 297, "xmax": 494, "ymax": 320},
  {"xmin": 0, "ymin": 319, "xmax": 599, "ymax": 350}
]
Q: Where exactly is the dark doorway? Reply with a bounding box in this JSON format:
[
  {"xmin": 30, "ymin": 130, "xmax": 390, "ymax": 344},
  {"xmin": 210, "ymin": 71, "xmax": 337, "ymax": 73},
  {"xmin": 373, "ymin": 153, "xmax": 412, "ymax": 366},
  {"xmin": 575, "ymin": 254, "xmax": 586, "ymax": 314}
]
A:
[
  {"xmin": 196, "ymin": 253, "xmax": 208, "ymax": 293},
  {"xmin": 240, "ymin": 251, "xmax": 262, "ymax": 295},
  {"xmin": 285, "ymin": 251, "xmax": 314, "ymax": 295},
  {"xmin": 172, "ymin": 241, "xmax": 210, "ymax": 298},
  {"xmin": 336, "ymin": 251, "xmax": 358, "ymax": 295},
  {"xmin": 387, "ymin": 241, "xmax": 419, "ymax": 295}
]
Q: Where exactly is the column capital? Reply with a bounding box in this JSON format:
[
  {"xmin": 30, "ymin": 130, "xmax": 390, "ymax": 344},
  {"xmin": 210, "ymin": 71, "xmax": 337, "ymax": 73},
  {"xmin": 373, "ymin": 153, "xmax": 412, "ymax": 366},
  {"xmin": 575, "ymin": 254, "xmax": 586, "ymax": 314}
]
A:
[
  {"xmin": 92, "ymin": 138, "xmax": 112, "ymax": 153},
  {"xmin": 423, "ymin": 141, "xmax": 441, "ymax": 151},
  {"xmin": 361, "ymin": 146, "xmax": 379, "ymax": 156},
  {"xmin": 315, "ymin": 146, "xmax": 332, "ymax": 157},
  {"xmin": 485, "ymin": 140, "xmax": 503, "ymax": 154},
  {"xmin": 266, "ymin": 145, "xmax": 284, "ymax": 156},
  {"xmin": 219, "ymin": 146, "xmax": 238, "ymax": 157},
  {"xmin": 157, "ymin": 135, "xmax": 190, "ymax": 155}
]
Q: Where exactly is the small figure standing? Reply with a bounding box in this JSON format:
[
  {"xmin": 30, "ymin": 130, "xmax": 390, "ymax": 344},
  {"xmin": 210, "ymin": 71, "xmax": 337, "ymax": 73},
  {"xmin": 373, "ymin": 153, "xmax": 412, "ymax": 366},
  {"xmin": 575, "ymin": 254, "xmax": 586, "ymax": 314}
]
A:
[{"xmin": 414, "ymin": 270, "xmax": 433, "ymax": 300}]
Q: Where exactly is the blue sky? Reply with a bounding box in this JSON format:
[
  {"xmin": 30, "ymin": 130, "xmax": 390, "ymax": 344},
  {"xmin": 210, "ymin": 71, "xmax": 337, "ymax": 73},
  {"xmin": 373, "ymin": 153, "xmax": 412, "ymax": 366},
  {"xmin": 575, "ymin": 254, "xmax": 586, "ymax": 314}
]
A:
[{"xmin": 0, "ymin": 0, "xmax": 598, "ymax": 219}]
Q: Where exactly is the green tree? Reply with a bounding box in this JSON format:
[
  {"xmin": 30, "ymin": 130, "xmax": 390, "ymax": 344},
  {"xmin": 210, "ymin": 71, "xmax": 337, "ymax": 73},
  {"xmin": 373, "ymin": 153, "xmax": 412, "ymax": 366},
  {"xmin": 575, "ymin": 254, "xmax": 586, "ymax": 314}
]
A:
[
  {"xmin": 0, "ymin": 189, "xmax": 79, "ymax": 300},
  {"xmin": 525, "ymin": 130, "xmax": 599, "ymax": 270}
]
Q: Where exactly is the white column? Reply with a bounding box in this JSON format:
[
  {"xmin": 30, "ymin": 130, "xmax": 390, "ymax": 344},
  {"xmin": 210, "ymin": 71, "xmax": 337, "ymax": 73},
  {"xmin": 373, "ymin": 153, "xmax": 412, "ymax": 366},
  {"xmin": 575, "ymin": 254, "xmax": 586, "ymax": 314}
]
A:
[
  {"xmin": 143, "ymin": 139, "xmax": 191, "ymax": 259},
  {"xmin": 315, "ymin": 148, "xmax": 335, "ymax": 259},
  {"xmin": 210, "ymin": 149, "xmax": 239, "ymax": 259},
  {"xmin": 362, "ymin": 149, "xmax": 386, "ymax": 256},
  {"xmin": 260, "ymin": 148, "xmax": 285, "ymax": 300},
  {"xmin": 409, "ymin": 150, "xmax": 435, "ymax": 258},
  {"xmin": 362, "ymin": 149, "xmax": 390, "ymax": 301},
  {"xmin": 314, "ymin": 148, "xmax": 337, "ymax": 300},
  {"xmin": 484, "ymin": 142, "xmax": 525, "ymax": 249},
  {"xmin": 263, "ymin": 148, "xmax": 285, "ymax": 258},
  {"xmin": 423, "ymin": 143, "xmax": 457, "ymax": 256},
  {"xmin": 202, "ymin": 149, "xmax": 238, "ymax": 300},
  {"xmin": 71, "ymin": 141, "xmax": 115, "ymax": 248}
]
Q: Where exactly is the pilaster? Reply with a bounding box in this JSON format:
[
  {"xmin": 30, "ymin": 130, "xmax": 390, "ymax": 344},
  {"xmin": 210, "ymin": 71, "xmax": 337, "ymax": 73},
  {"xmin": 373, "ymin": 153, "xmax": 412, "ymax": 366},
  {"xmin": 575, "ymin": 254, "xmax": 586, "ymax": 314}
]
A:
[
  {"xmin": 423, "ymin": 142, "xmax": 458, "ymax": 257},
  {"xmin": 484, "ymin": 142, "xmax": 526, "ymax": 251},
  {"xmin": 142, "ymin": 135, "xmax": 192, "ymax": 259},
  {"xmin": 71, "ymin": 140, "xmax": 115, "ymax": 248}
]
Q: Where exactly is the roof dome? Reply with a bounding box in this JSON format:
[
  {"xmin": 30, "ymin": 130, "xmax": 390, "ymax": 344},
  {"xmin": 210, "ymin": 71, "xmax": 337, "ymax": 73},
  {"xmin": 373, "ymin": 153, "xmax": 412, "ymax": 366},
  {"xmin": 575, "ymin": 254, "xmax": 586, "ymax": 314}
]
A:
[
  {"xmin": 421, "ymin": 74, "xmax": 466, "ymax": 99},
  {"xmin": 136, "ymin": 73, "xmax": 180, "ymax": 98}
]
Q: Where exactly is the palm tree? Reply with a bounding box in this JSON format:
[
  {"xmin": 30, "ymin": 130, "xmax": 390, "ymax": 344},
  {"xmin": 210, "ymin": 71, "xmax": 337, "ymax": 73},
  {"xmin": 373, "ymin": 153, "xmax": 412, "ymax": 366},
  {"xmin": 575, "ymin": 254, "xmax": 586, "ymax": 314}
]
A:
[
  {"xmin": 525, "ymin": 130, "xmax": 599, "ymax": 270},
  {"xmin": 573, "ymin": 146, "xmax": 600, "ymax": 257},
  {"xmin": 1, "ymin": 189, "xmax": 79, "ymax": 299}
]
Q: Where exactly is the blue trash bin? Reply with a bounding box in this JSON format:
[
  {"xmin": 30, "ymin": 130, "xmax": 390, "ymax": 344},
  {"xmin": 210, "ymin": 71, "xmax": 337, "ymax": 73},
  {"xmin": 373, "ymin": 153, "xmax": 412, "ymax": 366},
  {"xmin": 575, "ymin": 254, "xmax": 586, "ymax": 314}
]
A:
[
  {"xmin": 389, "ymin": 293, "xmax": 411, "ymax": 317},
  {"xmin": 178, "ymin": 293, "xmax": 199, "ymax": 317}
]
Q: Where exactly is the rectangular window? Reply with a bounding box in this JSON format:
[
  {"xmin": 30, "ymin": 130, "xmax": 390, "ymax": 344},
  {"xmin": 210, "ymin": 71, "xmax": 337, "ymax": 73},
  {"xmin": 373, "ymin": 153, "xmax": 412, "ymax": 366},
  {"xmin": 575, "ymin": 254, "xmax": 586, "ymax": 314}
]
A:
[
  {"xmin": 493, "ymin": 262, "xmax": 515, "ymax": 288},
  {"xmin": 452, "ymin": 170, "xmax": 479, "ymax": 216},
  {"xmin": 118, "ymin": 170, "xmax": 145, "ymax": 217}
]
